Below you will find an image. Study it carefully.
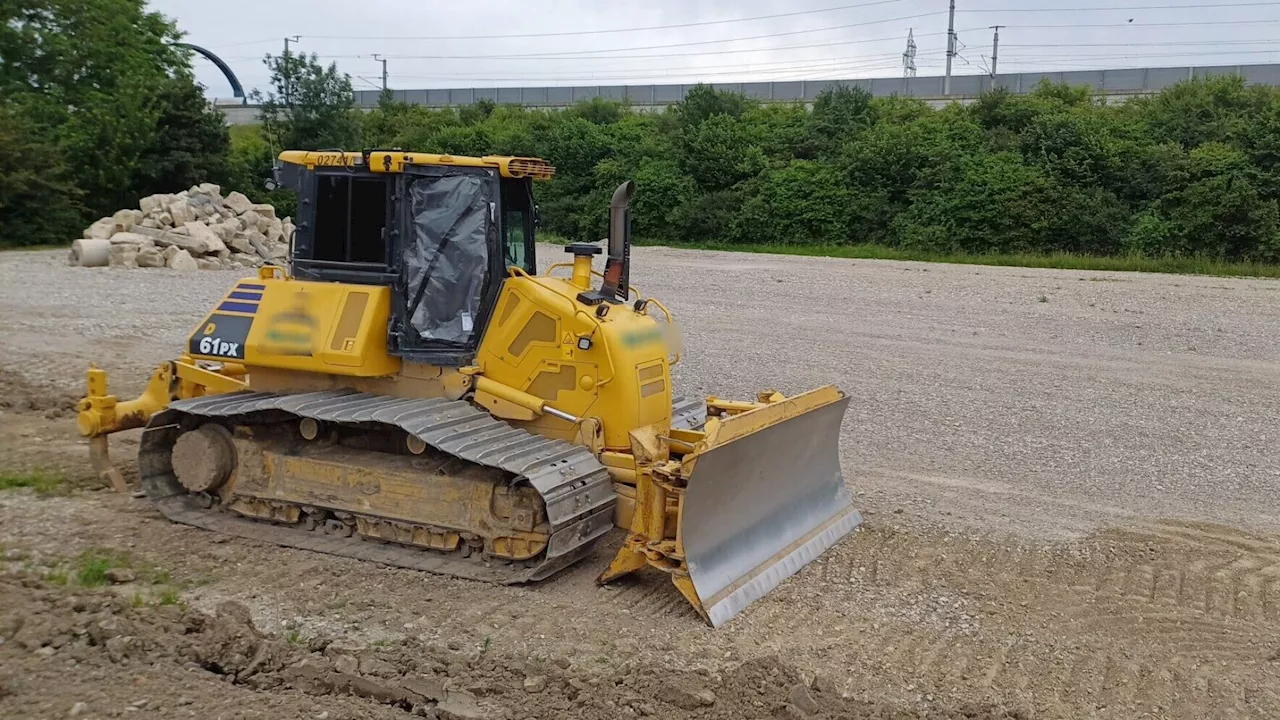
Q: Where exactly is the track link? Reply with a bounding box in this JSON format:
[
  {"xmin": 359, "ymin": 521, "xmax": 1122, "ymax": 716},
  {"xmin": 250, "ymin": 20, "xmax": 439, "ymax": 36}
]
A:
[{"xmin": 138, "ymin": 389, "xmax": 617, "ymax": 583}]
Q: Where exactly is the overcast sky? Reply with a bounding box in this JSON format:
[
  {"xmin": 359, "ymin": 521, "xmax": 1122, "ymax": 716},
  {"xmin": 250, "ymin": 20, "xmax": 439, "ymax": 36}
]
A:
[{"xmin": 146, "ymin": 0, "xmax": 1280, "ymax": 100}]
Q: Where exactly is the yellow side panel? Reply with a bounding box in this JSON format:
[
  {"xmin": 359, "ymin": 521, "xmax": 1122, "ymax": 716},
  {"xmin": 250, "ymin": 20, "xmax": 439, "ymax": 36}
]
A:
[
  {"xmin": 188, "ymin": 276, "xmax": 399, "ymax": 378},
  {"xmin": 596, "ymin": 312, "xmax": 672, "ymax": 439},
  {"xmin": 475, "ymin": 276, "xmax": 672, "ymax": 450},
  {"xmin": 526, "ymin": 364, "xmax": 578, "ymax": 403},
  {"xmin": 323, "ymin": 291, "xmax": 372, "ymax": 366}
]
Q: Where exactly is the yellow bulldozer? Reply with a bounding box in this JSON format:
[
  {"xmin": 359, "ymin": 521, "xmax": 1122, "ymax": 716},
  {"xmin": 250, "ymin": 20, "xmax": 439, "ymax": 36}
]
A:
[{"xmin": 75, "ymin": 150, "xmax": 860, "ymax": 627}]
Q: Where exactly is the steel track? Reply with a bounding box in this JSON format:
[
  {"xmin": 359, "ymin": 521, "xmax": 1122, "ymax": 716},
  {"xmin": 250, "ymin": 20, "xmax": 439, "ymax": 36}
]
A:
[{"xmin": 138, "ymin": 389, "xmax": 620, "ymax": 583}]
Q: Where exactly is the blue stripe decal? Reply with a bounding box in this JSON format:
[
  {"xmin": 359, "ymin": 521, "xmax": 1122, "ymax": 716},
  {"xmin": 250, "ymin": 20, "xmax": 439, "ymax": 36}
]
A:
[
  {"xmin": 228, "ymin": 291, "xmax": 263, "ymax": 301},
  {"xmin": 237, "ymin": 283, "xmax": 266, "ymax": 291},
  {"xmin": 217, "ymin": 301, "xmax": 259, "ymax": 314}
]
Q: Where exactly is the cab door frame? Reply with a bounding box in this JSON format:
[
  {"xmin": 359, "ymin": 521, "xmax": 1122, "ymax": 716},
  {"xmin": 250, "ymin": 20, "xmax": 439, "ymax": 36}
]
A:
[{"xmin": 389, "ymin": 164, "xmax": 506, "ymax": 366}]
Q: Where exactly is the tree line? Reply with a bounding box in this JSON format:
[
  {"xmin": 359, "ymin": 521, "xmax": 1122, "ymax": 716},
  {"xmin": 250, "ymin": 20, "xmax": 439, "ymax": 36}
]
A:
[
  {"xmin": 6, "ymin": 1, "xmax": 1280, "ymax": 263},
  {"xmin": 1, "ymin": 0, "xmax": 232, "ymax": 246},
  {"xmin": 347, "ymin": 76, "xmax": 1280, "ymax": 262}
]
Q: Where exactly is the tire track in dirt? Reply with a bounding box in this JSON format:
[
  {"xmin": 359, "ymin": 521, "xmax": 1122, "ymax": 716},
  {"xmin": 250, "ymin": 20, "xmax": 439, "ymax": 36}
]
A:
[
  {"xmin": 1037, "ymin": 522, "xmax": 1280, "ymax": 717},
  {"xmin": 745, "ymin": 519, "xmax": 1280, "ymax": 718},
  {"xmin": 1052, "ymin": 527, "xmax": 1280, "ymax": 715},
  {"xmin": 8, "ymin": 474, "xmax": 1280, "ymax": 718}
]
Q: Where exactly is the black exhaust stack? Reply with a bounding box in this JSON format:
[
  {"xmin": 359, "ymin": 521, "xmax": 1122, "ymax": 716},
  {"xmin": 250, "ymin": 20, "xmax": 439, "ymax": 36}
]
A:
[{"xmin": 576, "ymin": 180, "xmax": 635, "ymax": 306}]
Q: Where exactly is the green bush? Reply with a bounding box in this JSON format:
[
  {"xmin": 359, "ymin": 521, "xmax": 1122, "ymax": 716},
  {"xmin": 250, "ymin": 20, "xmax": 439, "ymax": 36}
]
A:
[
  {"xmin": 0, "ymin": 105, "xmax": 85, "ymax": 246},
  {"xmin": 733, "ymin": 161, "xmax": 854, "ymax": 245}
]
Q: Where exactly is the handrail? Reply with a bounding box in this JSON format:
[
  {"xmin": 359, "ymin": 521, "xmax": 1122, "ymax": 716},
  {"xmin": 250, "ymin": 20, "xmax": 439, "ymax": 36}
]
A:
[
  {"xmin": 543, "ymin": 263, "xmax": 681, "ymax": 364},
  {"xmin": 637, "ymin": 297, "xmax": 673, "ymax": 324},
  {"xmin": 543, "ymin": 263, "xmax": 643, "ymax": 299}
]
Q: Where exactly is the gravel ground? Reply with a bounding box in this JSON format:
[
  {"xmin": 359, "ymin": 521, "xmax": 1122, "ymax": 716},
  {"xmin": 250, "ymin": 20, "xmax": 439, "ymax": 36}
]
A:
[
  {"xmin": 5, "ymin": 246, "xmax": 1280, "ymax": 719},
  {"xmin": 4, "ymin": 245, "xmax": 1278, "ymax": 540}
]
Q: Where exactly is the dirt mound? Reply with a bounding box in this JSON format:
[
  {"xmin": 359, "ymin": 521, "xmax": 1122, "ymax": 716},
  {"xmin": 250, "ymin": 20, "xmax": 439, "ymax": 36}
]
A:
[
  {"xmin": 0, "ymin": 568, "xmax": 1022, "ymax": 720},
  {"xmin": 0, "ymin": 370, "xmax": 79, "ymax": 418},
  {"xmin": 0, "ymin": 573, "xmax": 403, "ymax": 719},
  {"xmin": 7, "ymin": 485, "xmax": 1280, "ymax": 719}
]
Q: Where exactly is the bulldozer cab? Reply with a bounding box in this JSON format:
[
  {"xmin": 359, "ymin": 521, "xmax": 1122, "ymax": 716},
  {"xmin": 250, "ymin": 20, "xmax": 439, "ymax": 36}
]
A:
[{"xmin": 275, "ymin": 151, "xmax": 544, "ymax": 366}]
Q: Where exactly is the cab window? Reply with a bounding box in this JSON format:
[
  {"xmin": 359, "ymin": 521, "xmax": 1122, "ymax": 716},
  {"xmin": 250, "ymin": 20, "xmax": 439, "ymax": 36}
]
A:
[
  {"xmin": 403, "ymin": 173, "xmax": 490, "ymax": 346},
  {"xmin": 313, "ymin": 174, "xmax": 391, "ymax": 264},
  {"xmin": 500, "ymin": 178, "xmax": 535, "ymax": 273}
]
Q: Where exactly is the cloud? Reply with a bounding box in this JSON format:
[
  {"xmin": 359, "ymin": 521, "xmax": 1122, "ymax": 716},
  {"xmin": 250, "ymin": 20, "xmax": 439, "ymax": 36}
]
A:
[{"xmin": 145, "ymin": 0, "xmax": 1280, "ymax": 99}]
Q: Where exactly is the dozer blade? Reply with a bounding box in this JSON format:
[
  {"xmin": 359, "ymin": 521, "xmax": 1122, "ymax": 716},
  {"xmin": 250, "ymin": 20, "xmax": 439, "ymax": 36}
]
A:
[{"xmin": 681, "ymin": 388, "xmax": 859, "ymax": 627}]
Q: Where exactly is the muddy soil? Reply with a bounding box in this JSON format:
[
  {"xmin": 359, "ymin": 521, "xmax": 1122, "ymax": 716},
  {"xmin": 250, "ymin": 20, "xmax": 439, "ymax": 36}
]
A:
[{"xmin": 0, "ymin": 567, "xmax": 1024, "ymax": 720}]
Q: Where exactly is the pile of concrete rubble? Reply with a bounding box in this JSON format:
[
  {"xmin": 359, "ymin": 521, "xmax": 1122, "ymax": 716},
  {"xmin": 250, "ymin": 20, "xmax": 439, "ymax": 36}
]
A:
[{"xmin": 68, "ymin": 184, "xmax": 294, "ymax": 270}]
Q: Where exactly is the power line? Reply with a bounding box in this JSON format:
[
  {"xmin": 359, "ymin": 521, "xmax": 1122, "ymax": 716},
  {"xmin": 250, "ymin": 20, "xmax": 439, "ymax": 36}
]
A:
[
  {"xmin": 387, "ymin": 54, "xmax": 930, "ymax": 78},
  {"xmin": 266, "ymin": 29, "xmax": 954, "ymax": 63},
  {"xmin": 382, "ymin": 63, "xmax": 922, "ymax": 87},
  {"xmin": 383, "ymin": 53, "xmax": 946, "ymax": 83},
  {"xmin": 1003, "ymin": 48, "xmax": 1280, "ymax": 62},
  {"xmin": 254, "ymin": 29, "xmax": 1280, "ymax": 64},
  {"xmin": 1014, "ymin": 53, "xmax": 1280, "ymax": 61},
  {"xmin": 381, "ymin": 51, "xmax": 948, "ymax": 80},
  {"xmin": 192, "ymin": 2, "xmax": 1280, "ymax": 94},
  {"xmin": 213, "ymin": 37, "xmax": 281, "ymax": 49},
  {"xmin": 216, "ymin": 11, "xmax": 949, "ymax": 62},
  {"xmin": 340, "ymin": 11, "xmax": 947, "ymax": 61},
  {"xmin": 961, "ymin": 1, "xmax": 1280, "ymax": 11},
  {"xmin": 383, "ymin": 50, "xmax": 1280, "ymax": 84},
  {"xmin": 220, "ymin": 30, "xmax": 1280, "ymax": 65},
  {"xmin": 997, "ymin": 18, "xmax": 1280, "ymax": 28},
  {"xmin": 1003, "ymin": 39, "xmax": 1280, "ymax": 48},
  {"xmin": 299, "ymin": 0, "xmax": 913, "ymax": 41}
]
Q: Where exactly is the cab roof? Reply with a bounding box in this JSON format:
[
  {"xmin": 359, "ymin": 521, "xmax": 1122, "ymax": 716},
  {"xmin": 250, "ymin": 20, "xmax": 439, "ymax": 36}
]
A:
[{"xmin": 277, "ymin": 150, "xmax": 555, "ymax": 180}]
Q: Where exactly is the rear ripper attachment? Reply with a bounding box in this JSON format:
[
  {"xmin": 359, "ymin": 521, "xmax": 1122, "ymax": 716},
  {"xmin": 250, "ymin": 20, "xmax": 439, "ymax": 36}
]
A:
[{"xmin": 138, "ymin": 390, "xmax": 616, "ymax": 583}]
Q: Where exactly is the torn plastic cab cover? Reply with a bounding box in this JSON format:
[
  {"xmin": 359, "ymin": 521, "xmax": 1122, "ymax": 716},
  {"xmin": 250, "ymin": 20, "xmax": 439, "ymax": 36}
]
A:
[{"xmin": 402, "ymin": 172, "xmax": 493, "ymax": 350}]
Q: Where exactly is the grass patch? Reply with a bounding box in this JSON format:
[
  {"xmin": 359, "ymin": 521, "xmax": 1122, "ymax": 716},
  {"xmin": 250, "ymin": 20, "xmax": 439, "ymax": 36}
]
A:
[
  {"xmin": 19, "ymin": 546, "xmax": 185, "ymax": 597},
  {"xmin": 632, "ymin": 241, "xmax": 1280, "ymax": 278},
  {"xmin": 0, "ymin": 469, "xmax": 66, "ymax": 496},
  {"xmin": 73, "ymin": 549, "xmax": 132, "ymax": 587}
]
